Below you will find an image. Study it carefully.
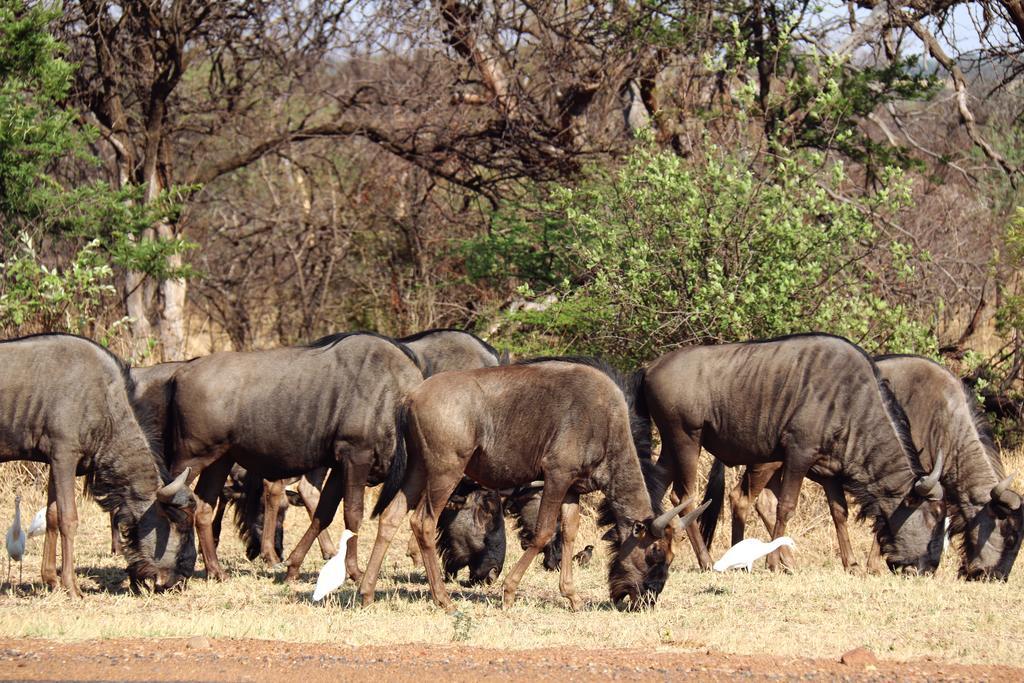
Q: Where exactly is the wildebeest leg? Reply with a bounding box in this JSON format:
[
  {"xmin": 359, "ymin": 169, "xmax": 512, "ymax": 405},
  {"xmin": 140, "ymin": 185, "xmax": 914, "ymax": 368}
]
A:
[
  {"xmin": 767, "ymin": 459, "xmax": 810, "ymax": 572},
  {"xmin": 821, "ymin": 478, "xmax": 857, "ymax": 572},
  {"xmin": 751, "ymin": 470, "xmax": 796, "ymax": 569},
  {"xmin": 211, "ymin": 493, "xmax": 227, "ymax": 549},
  {"xmin": 557, "ymin": 493, "xmax": 583, "ymax": 611},
  {"xmin": 865, "ymin": 538, "xmax": 885, "ymax": 574},
  {"xmin": 194, "ymin": 458, "xmax": 234, "ymax": 581},
  {"xmin": 109, "ymin": 511, "xmax": 121, "ymax": 555},
  {"xmin": 410, "ymin": 475, "xmax": 464, "ymax": 612},
  {"xmin": 297, "ymin": 475, "xmax": 337, "ymax": 559},
  {"xmin": 40, "ymin": 473, "xmax": 59, "ymax": 590},
  {"xmin": 284, "ymin": 467, "xmax": 345, "ymax": 581},
  {"xmin": 502, "ymin": 479, "xmax": 571, "ymax": 610},
  {"xmin": 259, "ymin": 479, "xmax": 286, "ymax": 564},
  {"xmin": 731, "ymin": 462, "xmax": 781, "ymax": 546},
  {"xmin": 660, "ymin": 425, "xmax": 713, "ymax": 570},
  {"xmin": 358, "ymin": 458, "xmax": 426, "ymax": 606},
  {"xmin": 341, "ymin": 454, "xmax": 373, "ymax": 582},
  {"xmin": 406, "ymin": 534, "xmax": 422, "ymax": 566},
  {"xmin": 52, "ymin": 455, "xmax": 82, "ymax": 597}
]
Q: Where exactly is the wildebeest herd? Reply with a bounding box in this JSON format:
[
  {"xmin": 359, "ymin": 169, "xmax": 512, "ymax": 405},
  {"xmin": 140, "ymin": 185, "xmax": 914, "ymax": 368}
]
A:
[{"xmin": 0, "ymin": 330, "xmax": 1021, "ymax": 611}]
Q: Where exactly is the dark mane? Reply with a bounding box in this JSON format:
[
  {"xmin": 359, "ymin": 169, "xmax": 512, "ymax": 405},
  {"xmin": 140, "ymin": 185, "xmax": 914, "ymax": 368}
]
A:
[
  {"xmin": 742, "ymin": 331, "xmax": 858, "ymax": 347},
  {"xmin": 517, "ymin": 356, "xmax": 651, "ymax": 459},
  {"xmin": 598, "ymin": 457, "xmax": 670, "ymax": 539},
  {"xmin": 398, "ymin": 328, "xmax": 501, "ymax": 361},
  {"xmin": 836, "ymin": 369, "xmax": 922, "ymax": 554},
  {"xmin": 306, "ymin": 331, "xmax": 419, "ymax": 365},
  {"xmin": 874, "ymin": 374, "xmax": 922, "ymax": 470}
]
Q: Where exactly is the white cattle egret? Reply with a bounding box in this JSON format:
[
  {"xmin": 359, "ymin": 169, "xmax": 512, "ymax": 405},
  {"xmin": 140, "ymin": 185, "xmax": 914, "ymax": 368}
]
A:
[
  {"xmin": 713, "ymin": 536, "xmax": 795, "ymax": 572},
  {"xmin": 312, "ymin": 529, "xmax": 355, "ymax": 601},
  {"xmin": 6, "ymin": 495, "xmax": 26, "ymax": 587},
  {"xmin": 27, "ymin": 506, "xmax": 47, "ymax": 539},
  {"xmin": 943, "ymin": 516, "xmax": 951, "ymax": 553}
]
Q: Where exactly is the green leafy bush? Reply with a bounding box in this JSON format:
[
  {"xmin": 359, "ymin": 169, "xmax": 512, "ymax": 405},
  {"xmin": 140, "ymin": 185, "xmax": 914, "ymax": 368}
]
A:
[
  {"xmin": 0, "ymin": 233, "xmax": 118, "ymax": 335},
  {"xmin": 467, "ymin": 143, "xmax": 936, "ymax": 364}
]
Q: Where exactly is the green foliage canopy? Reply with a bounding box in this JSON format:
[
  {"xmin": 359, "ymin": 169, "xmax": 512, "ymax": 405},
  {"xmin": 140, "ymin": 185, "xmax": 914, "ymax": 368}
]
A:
[{"xmin": 0, "ymin": 0, "xmax": 191, "ymax": 336}]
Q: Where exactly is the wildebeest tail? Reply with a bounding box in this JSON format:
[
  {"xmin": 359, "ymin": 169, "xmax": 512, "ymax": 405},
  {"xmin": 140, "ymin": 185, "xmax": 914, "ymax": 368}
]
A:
[
  {"xmin": 628, "ymin": 368, "xmax": 653, "ymax": 459},
  {"xmin": 698, "ymin": 459, "xmax": 726, "ymax": 548},
  {"xmin": 372, "ymin": 401, "xmax": 410, "ymax": 518}
]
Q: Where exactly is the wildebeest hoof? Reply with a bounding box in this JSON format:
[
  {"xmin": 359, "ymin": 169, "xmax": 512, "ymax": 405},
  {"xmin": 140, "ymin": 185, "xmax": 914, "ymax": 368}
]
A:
[
  {"xmin": 359, "ymin": 592, "xmax": 375, "ymax": 607},
  {"xmin": 271, "ymin": 562, "xmax": 286, "ymax": 572},
  {"xmin": 283, "ymin": 566, "xmax": 300, "ymax": 582},
  {"xmin": 565, "ymin": 594, "xmax": 583, "ymax": 612},
  {"xmin": 501, "ymin": 592, "xmax": 517, "ymax": 610}
]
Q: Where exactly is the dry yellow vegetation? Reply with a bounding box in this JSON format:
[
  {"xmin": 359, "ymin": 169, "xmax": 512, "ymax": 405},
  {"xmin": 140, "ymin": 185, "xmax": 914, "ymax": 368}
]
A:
[{"xmin": 0, "ymin": 450, "xmax": 1021, "ymax": 665}]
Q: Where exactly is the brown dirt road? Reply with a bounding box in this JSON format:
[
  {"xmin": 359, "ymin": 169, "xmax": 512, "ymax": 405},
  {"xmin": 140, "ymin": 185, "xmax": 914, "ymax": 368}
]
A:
[{"xmin": 0, "ymin": 639, "xmax": 1020, "ymax": 682}]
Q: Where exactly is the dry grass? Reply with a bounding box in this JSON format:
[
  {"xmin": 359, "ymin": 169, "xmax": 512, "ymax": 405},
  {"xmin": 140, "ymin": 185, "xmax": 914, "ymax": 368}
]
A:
[{"xmin": 0, "ymin": 450, "xmax": 1021, "ymax": 665}]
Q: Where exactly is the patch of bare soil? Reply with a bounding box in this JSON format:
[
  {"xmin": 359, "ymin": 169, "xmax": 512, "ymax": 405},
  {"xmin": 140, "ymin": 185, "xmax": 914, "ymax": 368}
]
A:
[{"xmin": 0, "ymin": 639, "xmax": 1019, "ymax": 682}]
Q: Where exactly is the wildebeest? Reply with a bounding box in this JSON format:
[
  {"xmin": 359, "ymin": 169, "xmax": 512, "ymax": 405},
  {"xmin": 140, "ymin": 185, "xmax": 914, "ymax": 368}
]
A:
[
  {"xmin": 435, "ymin": 478, "xmax": 506, "ymax": 585},
  {"xmin": 359, "ymin": 357, "xmax": 704, "ymax": 611},
  {"xmin": 0, "ymin": 334, "xmax": 196, "ymax": 595},
  {"xmin": 125, "ymin": 362, "xmax": 336, "ymax": 565},
  {"xmin": 727, "ymin": 354, "xmax": 1023, "ymax": 579},
  {"xmin": 229, "ymin": 328, "xmax": 505, "ymax": 569},
  {"xmin": 164, "ymin": 332, "xmax": 422, "ymax": 582},
  {"xmin": 644, "ymin": 334, "xmax": 947, "ymax": 573}
]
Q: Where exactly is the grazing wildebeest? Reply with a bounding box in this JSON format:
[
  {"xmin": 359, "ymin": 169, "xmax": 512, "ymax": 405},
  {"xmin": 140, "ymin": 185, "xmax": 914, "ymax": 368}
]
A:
[
  {"xmin": 228, "ymin": 329, "xmax": 505, "ymax": 568},
  {"xmin": 164, "ymin": 332, "xmax": 422, "ymax": 582},
  {"xmin": 0, "ymin": 334, "xmax": 196, "ymax": 595},
  {"xmin": 129, "ymin": 361, "xmax": 340, "ymax": 566},
  {"xmin": 359, "ymin": 357, "xmax": 705, "ymax": 611},
  {"xmin": 220, "ymin": 329, "xmax": 504, "ymax": 568},
  {"xmin": 645, "ymin": 334, "xmax": 947, "ymax": 574},
  {"xmin": 505, "ymin": 483, "xmax": 562, "ymax": 572},
  {"xmin": 727, "ymin": 354, "xmax": 1023, "ymax": 579},
  {"xmin": 435, "ymin": 478, "xmax": 506, "ymax": 585}
]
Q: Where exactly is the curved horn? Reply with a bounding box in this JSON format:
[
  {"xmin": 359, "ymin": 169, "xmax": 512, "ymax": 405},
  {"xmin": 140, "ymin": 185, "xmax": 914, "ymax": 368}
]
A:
[
  {"xmin": 649, "ymin": 496, "xmax": 692, "ymax": 539},
  {"xmin": 913, "ymin": 449, "xmax": 944, "ymax": 501},
  {"xmin": 992, "ymin": 475, "xmax": 1022, "ymax": 511},
  {"xmin": 680, "ymin": 500, "xmax": 713, "ymax": 528},
  {"xmin": 526, "ymin": 481, "xmax": 545, "ymax": 488},
  {"xmin": 157, "ymin": 467, "xmax": 191, "ymax": 505}
]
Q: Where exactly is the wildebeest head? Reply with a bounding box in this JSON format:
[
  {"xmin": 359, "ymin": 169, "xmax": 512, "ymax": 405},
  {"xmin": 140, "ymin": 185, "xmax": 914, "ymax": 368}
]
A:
[
  {"xmin": 958, "ymin": 476, "xmax": 1024, "ymax": 581},
  {"xmin": 602, "ymin": 460, "xmax": 708, "ymax": 610},
  {"xmin": 121, "ymin": 467, "xmax": 197, "ymax": 591},
  {"xmin": 877, "ymin": 449, "xmax": 947, "ymax": 575},
  {"xmin": 437, "ymin": 479, "xmax": 506, "ymax": 585}
]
